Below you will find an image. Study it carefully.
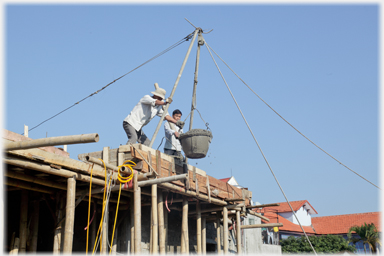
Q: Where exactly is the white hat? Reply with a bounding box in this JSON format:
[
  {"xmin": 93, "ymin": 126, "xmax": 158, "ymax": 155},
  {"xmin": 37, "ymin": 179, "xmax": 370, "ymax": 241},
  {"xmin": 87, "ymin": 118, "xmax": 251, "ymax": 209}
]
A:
[{"xmin": 151, "ymin": 83, "xmax": 166, "ymax": 99}]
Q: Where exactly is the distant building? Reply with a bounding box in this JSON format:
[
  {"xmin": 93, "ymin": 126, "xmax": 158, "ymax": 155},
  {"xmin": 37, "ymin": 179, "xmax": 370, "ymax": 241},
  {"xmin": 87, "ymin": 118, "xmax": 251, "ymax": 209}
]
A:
[{"xmin": 254, "ymin": 200, "xmax": 381, "ymax": 253}]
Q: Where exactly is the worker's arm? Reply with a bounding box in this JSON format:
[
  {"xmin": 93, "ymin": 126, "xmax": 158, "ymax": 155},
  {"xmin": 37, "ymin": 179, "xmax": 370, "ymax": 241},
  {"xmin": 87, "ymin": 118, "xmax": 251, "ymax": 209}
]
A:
[{"xmin": 164, "ymin": 115, "xmax": 177, "ymax": 123}]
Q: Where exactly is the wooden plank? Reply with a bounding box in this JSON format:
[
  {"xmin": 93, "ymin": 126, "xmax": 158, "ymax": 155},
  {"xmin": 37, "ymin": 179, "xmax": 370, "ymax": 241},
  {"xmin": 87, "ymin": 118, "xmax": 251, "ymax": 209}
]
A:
[{"xmin": 241, "ymin": 223, "xmax": 283, "ymax": 229}]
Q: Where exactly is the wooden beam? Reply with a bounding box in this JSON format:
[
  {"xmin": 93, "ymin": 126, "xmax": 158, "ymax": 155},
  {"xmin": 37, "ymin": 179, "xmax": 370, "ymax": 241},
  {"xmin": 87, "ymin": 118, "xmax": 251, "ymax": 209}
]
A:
[
  {"xmin": 152, "ymin": 184, "xmax": 158, "ymax": 254},
  {"xmin": 196, "ymin": 200, "xmax": 202, "ymax": 254},
  {"xmin": 202, "ymin": 216, "xmax": 206, "ymax": 254},
  {"xmin": 158, "ymin": 189, "xmax": 165, "ymax": 254},
  {"xmin": 236, "ymin": 211, "xmax": 241, "ymax": 254},
  {"xmin": 247, "ymin": 210, "xmax": 270, "ymax": 222},
  {"xmin": 216, "ymin": 212, "xmax": 221, "ymax": 254},
  {"xmin": 63, "ymin": 176, "xmax": 76, "ymax": 254},
  {"xmin": 101, "ymin": 147, "xmax": 109, "ymax": 254},
  {"xmin": 5, "ymin": 170, "xmax": 67, "ymax": 190},
  {"xmin": 224, "ymin": 198, "xmax": 244, "ymax": 202},
  {"xmin": 246, "ymin": 203, "xmax": 280, "ymax": 209},
  {"xmin": 181, "ymin": 196, "xmax": 189, "ymax": 253},
  {"xmin": 240, "ymin": 223, "xmax": 283, "ymax": 229},
  {"xmin": 134, "ymin": 172, "xmax": 141, "ymax": 253},
  {"xmin": 223, "ymin": 206, "xmax": 228, "ymax": 254}
]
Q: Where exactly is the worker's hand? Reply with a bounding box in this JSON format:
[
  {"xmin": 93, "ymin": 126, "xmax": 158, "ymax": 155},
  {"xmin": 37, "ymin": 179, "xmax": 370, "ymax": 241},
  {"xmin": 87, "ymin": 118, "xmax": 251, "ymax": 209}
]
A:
[
  {"xmin": 166, "ymin": 97, "xmax": 173, "ymax": 104},
  {"xmin": 176, "ymin": 121, "xmax": 185, "ymax": 129},
  {"xmin": 174, "ymin": 131, "xmax": 180, "ymax": 138}
]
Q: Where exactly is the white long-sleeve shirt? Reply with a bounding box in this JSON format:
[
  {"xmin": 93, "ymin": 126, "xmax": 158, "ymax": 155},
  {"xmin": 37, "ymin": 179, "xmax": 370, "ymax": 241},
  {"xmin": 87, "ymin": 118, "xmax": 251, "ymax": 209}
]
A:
[
  {"xmin": 124, "ymin": 95, "xmax": 169, "ymax": 131},
  {"xmin": 164, "ymin": 121, "xmax": 182, "ymax": 151}
]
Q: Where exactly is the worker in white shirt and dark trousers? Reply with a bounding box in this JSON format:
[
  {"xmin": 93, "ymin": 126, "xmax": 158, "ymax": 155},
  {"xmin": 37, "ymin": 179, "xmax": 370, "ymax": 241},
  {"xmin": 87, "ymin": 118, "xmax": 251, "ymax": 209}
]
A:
[
  {"xmin": 123, "ymin": 83, "xmax": 184, "ymax": 146},
  {"xmin": 164, "ymin": 109, "xmax": 183, "ymax": 158}
]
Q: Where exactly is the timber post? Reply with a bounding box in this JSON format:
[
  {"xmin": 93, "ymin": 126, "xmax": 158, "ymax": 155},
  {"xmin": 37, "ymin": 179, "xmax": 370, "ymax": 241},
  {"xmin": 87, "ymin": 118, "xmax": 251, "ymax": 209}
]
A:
[
  {"xmin": 216, "ymin": 211, "xmax": 222, "ymax": 254},
  {"xmin": 19, "ymin": 190, "xmax": 28, "ymax": 253},
  {"xmin": 134, "ymin": 171, "xmax": 141, "ymax": 253},
  {"xmin": 152, "ymin": 184, "xmax": 158, "ymax": 254},
  {"xmin": 63, "ymin": 176, "xmax": 76, "ymax": 254},
  {"xmin": 236, "ymin": 210, "xmax": 241, "ymax": 254},
  {"xmin": 202, "ymin": 216, "xmax": 206, "ymax": 254},
  {"xmin": 181, "ymin": 196, "xmax": 189, "ymax": 253},
  {"xmin": 196, "ymin": 200, "xmax": 202, "ymax": 254},
  {"xmin": 223, "ymin": 206, "xmax": 228, "ymax": 254},
  {"xmin": 158, "ymin": 189, "xmax": 165, "ymax": 254}
]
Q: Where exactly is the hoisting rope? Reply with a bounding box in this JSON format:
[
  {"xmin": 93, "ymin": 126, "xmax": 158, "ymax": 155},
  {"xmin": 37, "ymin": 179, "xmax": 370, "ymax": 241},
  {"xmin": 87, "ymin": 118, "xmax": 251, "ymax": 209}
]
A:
[
  {"xmin": 206, "ymin": 41, "xmax": 380, "ymax": 191},
  {"xmin": 204, "ymin": 40, "xmax": 318, "ymax": 255},
  {"xmin": 23, "ymin": 31, "xmax": 195, "ymax": 135},
  {"xmin": 86, "ymin": 159, "xmax": 136, "ymax": 254}
]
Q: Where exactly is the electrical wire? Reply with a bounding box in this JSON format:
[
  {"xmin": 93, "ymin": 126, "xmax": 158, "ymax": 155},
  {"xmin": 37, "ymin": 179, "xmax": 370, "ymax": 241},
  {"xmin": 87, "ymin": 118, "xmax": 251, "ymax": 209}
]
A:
[
  {"xmin": 204, "ymin": 40, "xmax": 318, "ymax": 255},
  {"xmin": 24, "ymin": 31, "xmax": 194, "ymax": 135},
  {"xmin": 205, "ymin": 41, "xmax": 380, "ymax": 191}
]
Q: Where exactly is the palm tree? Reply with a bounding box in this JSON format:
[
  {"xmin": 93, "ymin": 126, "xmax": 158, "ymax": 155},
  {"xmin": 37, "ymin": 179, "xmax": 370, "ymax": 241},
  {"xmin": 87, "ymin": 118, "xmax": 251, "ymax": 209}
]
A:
[{"xmin": 348, "ymin": 222, "xmax": 381, "ymax": 253}]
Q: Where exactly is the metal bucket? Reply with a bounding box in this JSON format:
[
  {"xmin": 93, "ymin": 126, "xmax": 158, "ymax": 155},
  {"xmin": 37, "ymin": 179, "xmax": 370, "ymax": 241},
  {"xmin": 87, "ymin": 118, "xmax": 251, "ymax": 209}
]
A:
[{"xmin": 179, "ymin": 129, "xmax": 213, "ymax": 159}]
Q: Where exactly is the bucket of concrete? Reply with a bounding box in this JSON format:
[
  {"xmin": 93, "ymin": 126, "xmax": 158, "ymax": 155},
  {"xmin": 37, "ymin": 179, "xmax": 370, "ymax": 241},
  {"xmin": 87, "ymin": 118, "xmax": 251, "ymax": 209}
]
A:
[{"xmin": 179, "ymin": 129, "xmax": 213, "ymax": 159}]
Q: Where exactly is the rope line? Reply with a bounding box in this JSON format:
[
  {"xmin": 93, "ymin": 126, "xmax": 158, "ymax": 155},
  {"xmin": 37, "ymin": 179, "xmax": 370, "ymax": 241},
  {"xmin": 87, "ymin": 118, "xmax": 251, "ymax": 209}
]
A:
[
  {"xmin": 204, "ymin": 40, "xmax": 318, "ymax": 255},
  {"xmin": 24, "ymin": 32, "xmax": 194, "ymax": 135},
  {"xmin": 206, "ymin": 43, "xmax": 380, "ymax": 191}
]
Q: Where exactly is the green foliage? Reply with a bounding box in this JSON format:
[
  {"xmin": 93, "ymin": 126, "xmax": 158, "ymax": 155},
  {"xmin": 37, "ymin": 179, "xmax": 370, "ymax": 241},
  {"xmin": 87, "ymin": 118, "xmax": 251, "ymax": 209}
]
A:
[
  {"xmin": 348, "ymin": 222, "xmax": 381, "ymax": 253},
  {"xmin": 281, "ymin": 234, "xmax": 356, "ymax": 254}
]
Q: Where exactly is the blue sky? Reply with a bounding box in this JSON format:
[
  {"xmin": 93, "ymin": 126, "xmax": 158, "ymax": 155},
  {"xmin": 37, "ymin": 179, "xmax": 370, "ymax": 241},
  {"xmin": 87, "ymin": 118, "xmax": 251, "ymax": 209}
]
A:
[{"xmin": 4, "ymin": 3, "xmax": 381, "ymax": 217}]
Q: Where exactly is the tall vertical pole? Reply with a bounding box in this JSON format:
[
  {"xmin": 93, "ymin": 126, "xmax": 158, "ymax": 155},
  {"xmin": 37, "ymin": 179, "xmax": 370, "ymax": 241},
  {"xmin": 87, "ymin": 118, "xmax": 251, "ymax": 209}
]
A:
[
  {"xmin": 196, "ymin": 200, "xmax": 202, "ymax": 254},
  {"xmin": 236, "ymin": 211, "xmax": 241, "ymax": 254},
  {"xmin": 63, "ymin": 176, "xmax": 76, "ymax": 254},
  {"xmin": 202, "ymin": 216, "xmax": 206, "ymax": 254},
  {"xmin": 90, "ymin": 200, "xmax": 97, "ymax": 253},
  {"xmin": 158, "ymin": 189, "xmax": 165, "ymax": 254},
  {"xmin": 134, "ymin": 172, "xmax": 141, "ymax": 253},
  {"xmin": 149, "ymin": 29, "xmax": 199, "ymax": 148},
  {"xmin": 164, "ymin": 193, "xmax": 168, "ymax": 253},
  {"xmin": 29, "ymin": 194, "xmax": 40, "ymax": 252},
  {"xmin": 54, "ymin": 193, "xmax": 64, "ymax": 253},
  {"xmin": 181, "ymin": 196, "xmax": 189, "ymax": 253},
  {"xmin": 223, "ymin": 207, "xmax": 228, "ymax": 254},
  {"xmin": 130, "ymin": 198, "xmax": 135, "ymax": 254},
  {"xmin": 101, "ymin": 147, "xmax": 109, "ymax": 254},
  {"xmin": 216, "ymin": 212, "xmax": 222, "ymax": 254},
  {"xmin": 188, "ymin": 29, "xmax": 204, "ymax": 131},
  {"xmin": 152, "ymin": 184, "xmax": 158, "ymax": 254},
  {"xmin": 19, "ymin": 190, "xmax": 28, "ymax": 253}
]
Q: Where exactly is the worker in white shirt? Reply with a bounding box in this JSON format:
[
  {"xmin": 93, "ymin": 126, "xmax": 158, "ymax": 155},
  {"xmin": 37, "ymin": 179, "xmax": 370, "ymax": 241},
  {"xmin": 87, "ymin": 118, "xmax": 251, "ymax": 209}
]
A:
[
  {"xmin": 123, "ymin": 84, "xmax": 185, "ymax": 146},
  {"xmin": 164, "ymin": 109, "xmax": 183, "ymax": 158}
]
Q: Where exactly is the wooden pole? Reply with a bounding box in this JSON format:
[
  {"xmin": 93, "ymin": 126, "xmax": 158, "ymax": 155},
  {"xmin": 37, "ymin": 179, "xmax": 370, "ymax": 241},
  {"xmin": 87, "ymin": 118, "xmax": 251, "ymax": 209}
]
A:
[
  {"xmin": 181, "ymin": 196, "xmax": 189, "ymax": 253},
  {"xmin": 63, "ymin": 176, "xmax": 76, "ymax": 254},
  {"xmin": 223, "ymin": 206, "xmax": 228, "ymax": 254},
  {"xmin": 152, "ymin": 184, "xmax": 158, "ymax": 254},
  {"xmin": 246, "ymin": 203, "xmax": 280, "ymax": 209},
  {"xmin": 29, "ymin": 195, "xmax": 40, "ymax": 252},
  {"xmin": 5, "ymin": 133, "xmax": 99, "ymax": 151},
  {"xmin": 19, "ymin": 190, "xmax": 28, "ymax": 253},
  {"xmin": 216, "ymin": 212, "xmax": 221, "ymax": 254},
  {"xmin": 149, "ymin": 28, "xmax": 199, "ymax": 147},
  {"xmin": 130, "ymin": 197, "xmax": 135, "ymax": 253},
  {"xmin": 90, "ymin": 201, "xmax": 97, "ymax": 253},
  {"xmin": 134, "ymin": 172, "xmax": 141, "ymax": 253},
  {"xmin": 196, "ymin": 200, "xmax": 202, "ymax": 254},
  {"xmin": 54, "ymin": 193, "xmax": 64, "ymax": 253},
  {"xmin": 101, "ymin": 147, "xmax": 109, "ymax": 254},
  {"xmin": 240, "ymin": 223, "xmax": 283, "ymax": 229},
  {"xmin": 202, "ymin": 216, "xmax": 206, "ymax": 254},
  {"xmin": 158, "ymin": 189, "xmax": 165, "ymax": 254},
  {"xmin": 6, "ymin": 170, "xmax": 67, "ymax": 190},
  {"xmin": 236, "ymin": 211, "xmax": 241, "ymax": 254},
  {"xmin": 164, "ymin": 194, "xmax": 168, "ymax": 254}
]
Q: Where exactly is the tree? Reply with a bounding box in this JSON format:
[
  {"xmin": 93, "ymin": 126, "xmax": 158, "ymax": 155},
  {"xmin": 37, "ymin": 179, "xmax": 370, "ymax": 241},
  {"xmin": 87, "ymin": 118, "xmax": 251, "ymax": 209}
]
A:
[
  {"xmin": 280, "ymin": 234, "xmax": 356, "ymax": 254},
  {"xmin": 348, "ymin": 222, "xmax": 381, "ymax": 253}
]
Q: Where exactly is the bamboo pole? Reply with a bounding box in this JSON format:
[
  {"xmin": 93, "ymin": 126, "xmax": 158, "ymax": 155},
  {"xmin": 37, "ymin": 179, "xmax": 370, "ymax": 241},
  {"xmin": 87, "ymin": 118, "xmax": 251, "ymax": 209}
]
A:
[
  {"xmin": 216, "ymin": 212, "xmax": 221, "ymax": 254},
  {"xmin": 53, "ymin": 193, "xmax": 64, "ymax": 253},
  {"xmin": 19, "ymin": 190, "xmax": 28, "ymax": 253},
  {"xmin": 247, "ymin": 210, "xmax": 270, "ymax": 221},
  {"xmin": 86, "ymin": 156, "xmax": 129, "ymax": 174},
  {"xmin": 159, "ymin": 182, "xmax": 227, "ymax": 206},
  {"xmin": 245, "ymin": 203, "xmax": 280, "ymax": 209},
  {"xmin": 101, "ymin": 147, "xmax": 109, "ymax": 254},
  {"xmin": 5, "ymin": 158, "xmax": 106, "ymax": 186},
  {"xmin": 158, "ymin": 189, "xmax": 165, "ymax": 254},
  {"xmin": 5, "ymin": 133, "xmax": 99, "ymax": 151},
  {"xmin": 240, "ymin": 223, "xmax": 283, "ymax": 229},
  {"xmin": 134, "ymin": 172, "xmax": 141, "ymax": 253},
  {"xmin": 130, "ymin": 197, "xmax": 135, "ymax": 254},
  {"xmin": 236, "ymin": 211, "xmax": 241, "ymax": 254},
  {"xmin": 164, "ymin": 194, "xmax": 168, "ymax": 254},
  {"xmin": 6, "ymin": 178, "xmax": 55, "ymax": 194},
  {"xmin": 6, "ymin": 171, "xmax": 67, "ymax": 190},
  {"xmin": 90, "ymin": 201, "xmax": 97, "ymax": 253},
  {"xmin": 63, "ymin": 176, "xmax": 76, "ymax": 254},
  {"xmin": 149, "ymin": 28, "xmax": 199, "ymax": 147},
  {"xmin": 223, "ymin": 206, "xmax": 228, "ymax": 254},
  {"xmin": 29, "ymin": 196, "xmax": 40, "ymax": 252},
  {"xmin": 202, "ymin": 216, "xmax": 206, "ymax": 254},
  {"xmin": 196, "ymin": 200, "xmax": 202, "ymax": 254},
  {"xmin": 181, "ymin": 196, "xmax": 189, "ymax": 253},
  {"xmin": 189, "ymin": 204, "xmax": 243, "ymax": 215},
  {"xmin": 152, "ymin": 184, "xmax": 158, "ymax": 254}
]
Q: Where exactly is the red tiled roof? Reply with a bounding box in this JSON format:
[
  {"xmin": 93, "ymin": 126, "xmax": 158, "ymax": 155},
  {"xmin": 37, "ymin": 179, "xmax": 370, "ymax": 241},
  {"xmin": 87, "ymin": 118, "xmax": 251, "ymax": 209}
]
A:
[
  {"xmin": 312, "ymin": 212, "xmax": 381, "ymax": 235},
  {"xmin": 219, "ymin": 177, "xmax": 231, "ymax": 183},
  {"xmin": 255, "ymin": 200, "xmax": 318, "ymax": 214},
  {"xmin": 262, "ymin": 211, "xmax": 315, "ymax": 234}
]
